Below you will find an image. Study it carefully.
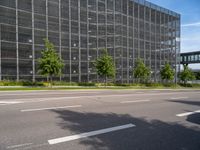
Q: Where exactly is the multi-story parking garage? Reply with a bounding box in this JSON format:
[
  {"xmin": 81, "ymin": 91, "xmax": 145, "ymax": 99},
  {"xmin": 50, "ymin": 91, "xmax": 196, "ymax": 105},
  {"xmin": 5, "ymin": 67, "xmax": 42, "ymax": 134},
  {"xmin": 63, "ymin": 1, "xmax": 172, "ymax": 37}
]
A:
[{"xmin": 0, "ymin": 0, "xmax": 180, "ymax": 83}]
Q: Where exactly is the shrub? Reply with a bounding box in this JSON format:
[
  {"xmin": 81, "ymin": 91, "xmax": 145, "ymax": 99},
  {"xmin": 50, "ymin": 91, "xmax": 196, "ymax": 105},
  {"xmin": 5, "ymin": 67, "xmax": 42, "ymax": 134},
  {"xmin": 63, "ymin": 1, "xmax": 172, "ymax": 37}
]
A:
[{"xmin": 78, "ymin": 82, "xmax": 96, "ymax": 86}]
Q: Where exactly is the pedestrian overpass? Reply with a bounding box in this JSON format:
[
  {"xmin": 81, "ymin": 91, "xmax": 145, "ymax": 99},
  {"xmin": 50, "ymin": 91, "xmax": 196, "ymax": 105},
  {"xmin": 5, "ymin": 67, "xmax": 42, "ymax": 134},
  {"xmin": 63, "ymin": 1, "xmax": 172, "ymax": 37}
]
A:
[{"xmin": 180, "ymin": 51, "xmax": 200, "ymax": 64}]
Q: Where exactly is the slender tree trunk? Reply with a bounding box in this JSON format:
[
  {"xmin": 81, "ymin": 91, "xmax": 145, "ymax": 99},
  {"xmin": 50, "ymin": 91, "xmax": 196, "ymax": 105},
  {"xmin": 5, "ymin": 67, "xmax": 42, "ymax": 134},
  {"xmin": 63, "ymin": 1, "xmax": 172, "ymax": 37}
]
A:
[
  {"xmin": 47, "ymin": 75, "xmax": 50, "ymax": 87},
  {"xmin": 105, "ymin": 75, "xmax": 107, "ymax": 87},
  {"xmin": 50, "ymin": 75, "xmax": 53, "ymax": 88}
]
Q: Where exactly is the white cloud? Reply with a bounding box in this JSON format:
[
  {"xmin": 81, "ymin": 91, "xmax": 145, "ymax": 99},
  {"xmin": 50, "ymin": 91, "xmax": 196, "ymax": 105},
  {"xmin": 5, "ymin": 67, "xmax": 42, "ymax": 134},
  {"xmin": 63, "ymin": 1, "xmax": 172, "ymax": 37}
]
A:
[{"xmin": 182, "ymin": 22, "xmax": 200, "ymax": 27}]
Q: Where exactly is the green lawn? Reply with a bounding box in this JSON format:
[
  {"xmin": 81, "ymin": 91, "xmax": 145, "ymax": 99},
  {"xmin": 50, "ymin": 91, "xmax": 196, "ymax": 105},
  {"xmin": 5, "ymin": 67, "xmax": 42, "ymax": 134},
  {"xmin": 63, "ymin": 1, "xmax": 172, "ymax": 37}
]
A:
[{"xmin": 0, "ymin": 85, "xmax": 199, "ymax": 91}]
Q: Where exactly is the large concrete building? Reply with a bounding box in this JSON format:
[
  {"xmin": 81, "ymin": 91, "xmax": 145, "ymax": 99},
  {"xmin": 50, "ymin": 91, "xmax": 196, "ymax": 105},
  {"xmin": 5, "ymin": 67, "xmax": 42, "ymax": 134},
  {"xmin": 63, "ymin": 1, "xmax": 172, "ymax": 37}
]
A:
[{"xmin": 0, "ymin": 0, "xmax": 180, "ymax": 83}]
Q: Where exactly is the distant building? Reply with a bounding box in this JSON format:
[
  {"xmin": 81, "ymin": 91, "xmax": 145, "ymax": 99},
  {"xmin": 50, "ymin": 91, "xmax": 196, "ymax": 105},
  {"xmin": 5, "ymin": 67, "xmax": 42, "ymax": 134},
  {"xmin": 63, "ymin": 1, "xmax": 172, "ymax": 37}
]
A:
[
  {"xmin": 0, "ymin": 0, "xmax": 180, "ymax": 83},
  {"xmin": 181, "ymin": 51, "xmax": 200, "ymax": 65}
]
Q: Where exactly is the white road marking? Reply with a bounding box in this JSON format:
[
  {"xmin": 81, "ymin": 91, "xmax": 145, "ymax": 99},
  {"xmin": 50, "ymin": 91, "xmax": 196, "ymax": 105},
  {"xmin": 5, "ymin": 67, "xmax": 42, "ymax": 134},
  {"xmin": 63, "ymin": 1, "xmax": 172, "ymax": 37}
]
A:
[
  {"xmin": 27, "ymin": 97, "xmax": 80, "ymax": 103},
  {"xmin": 0, "ymin": 101, "xmax": 24, "ymax": 105},
  {"xmin": 120, "ymin": 100, "xmax": 150, "ymax": 104},
  {"xmin": 1, "ymin": 97, "xmax": 80, "ymax": 104},
  {"xmin": 21, "ymin": 105, "xmax": 82, "ymax": 112},
  {"xmin": 7, "ymin": 143, "xmax": 33, "ymax": 149},
  {"xmin": 0, "ymin": 92, "xmax": 198, "ymax": 106},
  {"xmin": 136, "ymin": 92, "xmax": 144, "ymax": 94},
  {"xmin": 170, "ymin": 97, "xmax": 188, "ymax": 100},
  {"xmin": 48, "ymin": 123, "xmax": 135, "ymax": 145},
  {"xmin": 19, "ymin": 143, "xmax": 48, "ymax": 150},
  {"xmin": 176, "ymin": 110, "xmax": 200, "ymax": 117},
  {"xmin": 0, "ymin": 91, "xmax": 100, "ymax": 97}
]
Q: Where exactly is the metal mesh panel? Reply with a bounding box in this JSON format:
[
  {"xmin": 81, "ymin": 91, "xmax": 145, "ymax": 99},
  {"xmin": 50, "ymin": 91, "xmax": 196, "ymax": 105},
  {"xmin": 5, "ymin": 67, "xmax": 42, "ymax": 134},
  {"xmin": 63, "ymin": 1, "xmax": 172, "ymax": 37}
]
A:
[
  {"xmin": 1, "ymin": 41, "xmax": 16, "ymax": 59},
  {"xmin": 18, "ymin": 11, "xmax": 32, "ymax": 28},
  {"xmin": 0, "ymin": 6, "xmax": 16, "ymax": 25},
  {"xmin": 18, "ymin": 44, "xmax": 32, "ymax": 59},
  {"xmin": 0, "ymin": 0, "xmax": 16, "ymax": 8},
  {"xmin": 0, "ymin": 0, "xmax": 180, "ymax": 82},
  {"xmin": 18, "ymin": 0, "xmax": 32, "ymax": 12},
  {"xmin": 1, "ymin": 25, "xmax": 16, "ymax": 42}
]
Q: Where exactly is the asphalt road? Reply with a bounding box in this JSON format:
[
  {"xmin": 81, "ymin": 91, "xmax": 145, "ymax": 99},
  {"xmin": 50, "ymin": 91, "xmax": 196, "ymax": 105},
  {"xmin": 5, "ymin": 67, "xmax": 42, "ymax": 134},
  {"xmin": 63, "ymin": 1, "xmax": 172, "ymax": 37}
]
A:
[{"xmin": 0, "ymin": 89, "xmax": 200, "ymax": 150}]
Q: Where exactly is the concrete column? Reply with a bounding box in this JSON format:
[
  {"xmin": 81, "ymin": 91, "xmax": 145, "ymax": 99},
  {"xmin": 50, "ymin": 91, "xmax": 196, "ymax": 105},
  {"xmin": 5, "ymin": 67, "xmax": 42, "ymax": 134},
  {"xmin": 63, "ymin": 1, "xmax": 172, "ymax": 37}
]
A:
[
  {"xmin": 87, "ymin": 0, "xmax": 89, "ymax": 82},
  {"xmin": 46, "ymin": 0, "xmax": 48, "ymax": 38},
  {"xmin": 32, "ymin": 0, "xmax": 35, "ymax": 82},
  {"xmin": 113, "ymin": 0, "xmax": 116, "ymax": 83},
  {"xmin": 127, "ymin": 0, "xmax": 129, "ymax": 83},
  {"xmin": 78, "ymin": 0, "xmax": 81, "ymax": 82},
  {"xmin": 59, "ymin": 0, "xmax": 62, "ymax": 81},
  {"xmin": 16, "ymin": 0, "xmax": 19, "ymax": 81},
  {"xmin": 0, "ymin": 24, "xmax": 1, "ymax": 81},
  {"xmin": 69, "ymin": 0, "xmax": 72, "ymax": 82},
  {"xmin": 96, "ymin": 0, "xmax": 99, "ymax": 82}
]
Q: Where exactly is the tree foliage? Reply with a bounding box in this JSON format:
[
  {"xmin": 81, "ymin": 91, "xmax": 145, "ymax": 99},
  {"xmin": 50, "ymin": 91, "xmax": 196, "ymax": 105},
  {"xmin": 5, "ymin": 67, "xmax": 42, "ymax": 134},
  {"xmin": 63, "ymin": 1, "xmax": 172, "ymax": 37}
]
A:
[
  {"xmin": 38, "ymin": 39, "xmax": 64, "ymax": 85},
  {"xmin": 160, "ymin": 63, "xmax": 175, "ymax": 82},
  {"xmin": 179, "ymin": 64, "xmax": 195, "ymax": 84},
  {"xmin": 94, "ymin": 49, "xmax": 116, "ymax": 84},
  {"xmin": 133, "ymin": 59, "xmax": 150, "ymax": 83},
  {"xmin": 195, "ymin": 71, "xmax": 200, "ymax": 80}
]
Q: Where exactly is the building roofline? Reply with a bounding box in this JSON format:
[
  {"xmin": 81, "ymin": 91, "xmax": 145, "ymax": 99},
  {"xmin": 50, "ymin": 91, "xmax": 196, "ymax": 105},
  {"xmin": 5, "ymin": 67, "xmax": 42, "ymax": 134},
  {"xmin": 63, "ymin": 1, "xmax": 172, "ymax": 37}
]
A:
[
  {"xmin": 181, "ymin": 51, "xmax": 200, "ymax": 55},
  {"xmin": 132, "ymin": 0, "xmax": 180, "ymax": 17}
]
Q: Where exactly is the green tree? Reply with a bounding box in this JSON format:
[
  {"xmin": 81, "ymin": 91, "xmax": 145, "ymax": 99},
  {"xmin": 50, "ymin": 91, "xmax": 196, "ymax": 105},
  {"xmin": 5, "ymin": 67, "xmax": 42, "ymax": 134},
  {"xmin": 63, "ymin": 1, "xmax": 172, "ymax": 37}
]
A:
[
  {"xmin": 179, "ymin": 64, "xmax": 195, "ymax": 84},
  {"xmin": 133, "ymin": 59, "xmax": 151, "ymax": 83},
  {"xmin": 195, "ymin": 71, "xmax": 200, "ymax": 80},
  {"xmin": 160, "ymin": 63, "xmax": 175, "ymax": 82},
  {"xmin": 94, "ymin": 49, "xmax": 116, "ymax": 85},
  {"xmin": 38, "ymin": 39, "xmax": 64, "ymax": 86}
]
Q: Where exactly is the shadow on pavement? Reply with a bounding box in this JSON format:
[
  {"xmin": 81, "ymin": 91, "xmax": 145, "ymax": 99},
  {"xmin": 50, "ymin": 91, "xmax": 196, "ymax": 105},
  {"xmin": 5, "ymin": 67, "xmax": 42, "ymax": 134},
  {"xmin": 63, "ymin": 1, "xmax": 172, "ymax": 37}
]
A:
[
  {"xmin": 52, "ymin": 110, "xmax": 200, "ymax": 150},
  {"xmin": 169, "ymin": 100, "xmax": 200, "ymax": 107},
  {"xmin": 187, "ymin": 113, "xmax": 200, "ymax": 125}
]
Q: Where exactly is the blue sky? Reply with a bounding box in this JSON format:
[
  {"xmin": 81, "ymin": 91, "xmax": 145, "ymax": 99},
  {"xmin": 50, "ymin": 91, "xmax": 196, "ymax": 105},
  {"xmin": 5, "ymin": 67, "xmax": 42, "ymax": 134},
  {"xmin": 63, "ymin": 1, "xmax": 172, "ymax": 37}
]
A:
[{"xmin": 148, "ymin": 0, "xmax": 200, "ymax": 53}]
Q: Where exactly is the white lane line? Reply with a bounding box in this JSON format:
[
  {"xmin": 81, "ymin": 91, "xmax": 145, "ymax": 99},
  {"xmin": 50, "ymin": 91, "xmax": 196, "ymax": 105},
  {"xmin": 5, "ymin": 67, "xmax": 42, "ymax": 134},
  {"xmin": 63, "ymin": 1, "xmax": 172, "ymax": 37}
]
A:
[
  {"xmin": 1, "ymin": 92, "xmax": 197, "ymax": 106},
  {"xmin": 0, "ymin": 91, "xmax": 100, "ymax": 97},
  {"xmin": 27, "ymin": 97, "xmax": 80, "ymax": 103},
  {"xmin": 0, "ymin": 101, "xmax": 24, "ymax": 104},
  {"xmin": 176, "ymin": 110, "xmax": 200, "ymax": 117},
  {"xmin": 0, "ymin": 101, "xmax": 24, "ymax": 105},
  {"xmin": 120, "ymin": 100, "xmax": 150, "ymax": 104},
  {"xmin": 48, "ymin": 123, "xmax": 135, "ymax": 145},
  {"xmin": 21, "ymin": 105, "xmax": 82, "ymax": 112},
  {"xmin": 170, "ymin": 97, "xmax": 188, "ymax": 100},
  {"xmin": 0, "ymin": 97, "xmax": 83, "ymax": 106},
  {"xmin": 136, "ymin": 92, "xmax": 144, "ymax": 94},
  {"xmin": 7, "ymin": 143, "xmax": 33, "ymax": 149}
]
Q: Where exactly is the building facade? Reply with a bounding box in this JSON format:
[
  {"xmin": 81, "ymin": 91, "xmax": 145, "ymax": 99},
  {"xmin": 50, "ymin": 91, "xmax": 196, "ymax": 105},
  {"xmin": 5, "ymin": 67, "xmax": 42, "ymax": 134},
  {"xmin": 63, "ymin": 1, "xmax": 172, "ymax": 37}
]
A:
[
  {"xmin": 0, "ymin": 0, "xmax": 180, "ymax": 83},
  {"xmin": 181, "ymin": 51, "xmax": 200, "ymax": 64}
]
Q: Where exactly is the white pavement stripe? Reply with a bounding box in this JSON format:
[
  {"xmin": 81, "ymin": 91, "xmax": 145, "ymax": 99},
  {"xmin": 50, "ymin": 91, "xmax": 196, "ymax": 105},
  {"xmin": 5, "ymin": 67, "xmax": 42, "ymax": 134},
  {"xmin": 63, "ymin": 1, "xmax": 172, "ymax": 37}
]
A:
[
  {"xmin": 176, "ymin": 110, "xmax": 200, "ymax": 117},
  {"xmin": 120, "ymin": 100, "xmax": 150, "ymax": 104},
  {"xmin": 12, "ymin": 97, "xmax": 79, "ymax": 102},
  {"xmin": 1, "ymin": 92, "xmax": 197, "ymax": 106},
  {"xmin": 136, "ymin": 92, "xmax": 144, "ymax": 94},
  {"xmin": 170, "ymin": 97, "xmax": 188, "ymax": 100},
  {"xmin": 7, "ymin": 143, "xmax": 33, "ymax": 149},
  {"xmin": 1, "ymin": 93, "xmax": 181, "ymax": 102},
  {"xmin": 0, "ymin": 92, "xmax": 100, "ymax": 97},
  {"xmin": 21, "ymin": 105, "xmax": 82, "ymax": 112},
  {"xmin": 27, "ymin": 97, "xmax": 80, "ymax": 103},
  {"xmin": 0, "ymin": 101, "xmax": 24, "ymax": 105},
  {"xmin": 48, "ymin": 123, "xmax": 135, "ymax": 145}
]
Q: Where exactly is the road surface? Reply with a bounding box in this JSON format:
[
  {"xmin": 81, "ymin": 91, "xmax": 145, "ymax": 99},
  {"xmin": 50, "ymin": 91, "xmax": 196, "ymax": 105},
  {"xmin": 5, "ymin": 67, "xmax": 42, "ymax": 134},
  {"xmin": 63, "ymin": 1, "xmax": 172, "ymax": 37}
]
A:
[{"xmin": 0, "ymin": 89, "xmax": 200, "ymax": 150}]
